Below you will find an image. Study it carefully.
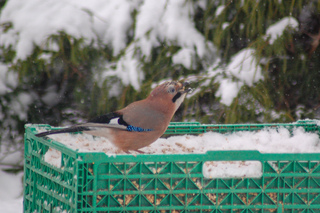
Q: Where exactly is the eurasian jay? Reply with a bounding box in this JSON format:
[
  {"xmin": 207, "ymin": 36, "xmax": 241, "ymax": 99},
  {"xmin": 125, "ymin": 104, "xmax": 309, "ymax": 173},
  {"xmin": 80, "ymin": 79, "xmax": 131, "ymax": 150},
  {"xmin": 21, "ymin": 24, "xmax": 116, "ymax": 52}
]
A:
[{"xmin": 36, "ymin": 81, "xmax": 191, "ymax": 153}]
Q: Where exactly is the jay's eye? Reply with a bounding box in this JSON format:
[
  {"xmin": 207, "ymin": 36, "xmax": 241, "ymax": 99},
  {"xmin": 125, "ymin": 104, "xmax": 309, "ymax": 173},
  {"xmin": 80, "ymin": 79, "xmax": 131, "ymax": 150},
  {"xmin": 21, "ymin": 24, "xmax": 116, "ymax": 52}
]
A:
[{"xmin": 168, "ymin": 86, "xmax": 176, "ymax": 94}]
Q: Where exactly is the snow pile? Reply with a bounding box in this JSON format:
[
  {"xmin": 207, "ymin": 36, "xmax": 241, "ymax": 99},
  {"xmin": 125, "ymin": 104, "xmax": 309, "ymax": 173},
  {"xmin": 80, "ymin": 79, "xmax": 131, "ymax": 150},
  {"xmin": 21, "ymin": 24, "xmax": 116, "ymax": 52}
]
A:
[
  {"xmin": 44, "ymin": 148, "xmax": 62, "ymax": 168},
  {"xmin": 0, "ymin": 169, "xmax": 23, "ymax": 213},
  {"xmin": 99, "ymin": 44, "xmax": 144, "ymax": 91},
  {"xmin": 40, "ymin": 126, "xmax": 320, "ymax": 178},
  {"xmin": 0, "ymin": 63, "xmax": 18, "ymax": 95},
  {"xmin": 1, "ymin": 0, "xmax": 212, "ymax": 91},
  {"xmin": 134, "ymin": 0, "xmax": 207, "ymax": 58},
  {"xmin": 99, "ymin": 0, "xmax": 212, "ymax": 89},
  {"xmin": 226, "ymin": 48, "xmax": 263, "ymax": 86},
  {"xmin": 9, "ymin": 92, "xmax": 34, "ymax": 121},
  {"xmin": 265, "ymin": 17, "xmax": 299, "ymax": 44},
  {"xmin": 208, "ymin": 48, "xmax": 263, "ymax": 105},
  {"xmin": 0, "ymin": 169, "xmax": 23, "ymax": 199},
  {"xmin": 0, "ymin": 128, "xmax": 24, "ymax": 213},
  {"xmin": 0, "ymin": 141, "xmax": 23, "ymax": 167},
  {"xmin": 0, "ymin": 0, "xmax": 140, "ymax": 60},
  {"xmin": 189, "ymin": 16, "xmax": 299, "ymax": 106},
  {"xmin": 172, "ymin": 48, "xmax": 195, "ymax": 69}
]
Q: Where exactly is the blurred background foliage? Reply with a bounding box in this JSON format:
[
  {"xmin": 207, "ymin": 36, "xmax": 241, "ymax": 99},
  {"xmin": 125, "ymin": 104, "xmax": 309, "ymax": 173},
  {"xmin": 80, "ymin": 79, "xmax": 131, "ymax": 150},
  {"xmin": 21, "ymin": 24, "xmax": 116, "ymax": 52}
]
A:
[{"xmin": 1, "ymin": 0, "xmax": 320, "ymax": 167}]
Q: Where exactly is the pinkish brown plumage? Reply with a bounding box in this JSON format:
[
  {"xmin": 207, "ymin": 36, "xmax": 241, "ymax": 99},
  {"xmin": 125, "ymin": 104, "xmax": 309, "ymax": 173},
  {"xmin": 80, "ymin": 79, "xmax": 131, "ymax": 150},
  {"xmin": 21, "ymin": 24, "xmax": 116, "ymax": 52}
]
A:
[{"xmin": 36, "ymin": 81, "xmax": 191, "ymax": 153}]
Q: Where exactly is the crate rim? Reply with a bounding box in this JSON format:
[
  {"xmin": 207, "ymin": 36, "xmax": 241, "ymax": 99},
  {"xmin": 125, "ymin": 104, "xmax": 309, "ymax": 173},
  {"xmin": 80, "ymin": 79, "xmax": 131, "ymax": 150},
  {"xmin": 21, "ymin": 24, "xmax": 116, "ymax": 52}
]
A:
[{"xmin": 25, "ymin": 120, "xmax": 320, "ymax": 163}]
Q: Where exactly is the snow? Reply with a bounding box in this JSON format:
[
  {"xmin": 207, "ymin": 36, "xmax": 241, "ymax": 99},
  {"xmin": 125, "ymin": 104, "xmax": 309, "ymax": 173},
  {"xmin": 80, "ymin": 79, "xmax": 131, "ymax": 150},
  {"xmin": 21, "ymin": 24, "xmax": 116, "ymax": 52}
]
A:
[
  {"xmin": 0, "ymin": 126, "xmax": 24, "ymax": 213},
  {"xmin": 41, "ymin": 85, "xmax": 60, "ymax": 106},
  {"xmin": 216, "ymin": 79, "xmax": 243, "ymax": 106},
  {"xmin": 207, "ymin": 48, "xmax": 263, "ymax": 105},
  {"xmin": 0, "ymin": 141, "xmax": 23, "ymax": 166},
  {"xmin": 188, "ymin": 47, "xmax": 263, "ymax": 105},
  {"xmin": 222, "ymin": 22, "xmax": 230, "ymax": 30},
  {"xmin": 0, "ymin": 169, "xmax": 23, "ymax": 213},
  {"xmin": 227, "ymin": 48, "xmax": 263, "ymax": 86},
  {"xmin": 134, "ymin": 0, "xmax": 207, "ymax": 58},
  {"xmin": 203, "ymin": 161, "xmax": 262, "ymax": 179},
  {"xmin": 172, "ymin": 48, "xmax": 195, "ymax": 69},
  {"xmin": 10, "ymin": 92, "xmax": 34, "ymax": 121},
  {"xmin": 265, "ymin": 17, "xmax": 299, "ymax": 44},
  {"xmin": 44, "ymin": 148, "xmax": 62, "ymax": 168},
  {"xmin": 1, "ymin": 0, "xmax": 95, "ymax": 60},
  {"xmin": 1, "ymin": 0, "xmax": 211, "ymax": 91},
  {"xmin": 38, "ymin": 124, "xmax": 320, "ymax": 179},
  {"xmin": 134, "ymin": 0, "xmax": 166, "ymax": 57},
  {"xmin": 99, "ymin": 44, "xmax": 144, "ymax": 91},
  {"xmin": 38, "ymin": 52, "xmax": 52, "ymax": 62},
  {"xmin": 95, "ymin": 0, "xmax": 139, "ymax": 56},
  {"xmin": 0, "ymin": 0, "xmax": 141, "ymax": 60},
  {"xmin": 0, "ymin": 63, "xmax": 18, "ymax": 95},
  {"xmin": 215, "ymin": 5, "xmax": 225, "ymax": 17}
]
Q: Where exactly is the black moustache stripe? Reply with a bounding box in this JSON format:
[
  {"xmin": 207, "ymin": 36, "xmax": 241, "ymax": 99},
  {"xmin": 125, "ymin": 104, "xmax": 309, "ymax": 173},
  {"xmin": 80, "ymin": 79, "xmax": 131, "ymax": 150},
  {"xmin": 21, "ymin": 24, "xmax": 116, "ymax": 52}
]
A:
[{"xmin": 172, "ymin": 92, "xmax": 182, "ymax": 103}]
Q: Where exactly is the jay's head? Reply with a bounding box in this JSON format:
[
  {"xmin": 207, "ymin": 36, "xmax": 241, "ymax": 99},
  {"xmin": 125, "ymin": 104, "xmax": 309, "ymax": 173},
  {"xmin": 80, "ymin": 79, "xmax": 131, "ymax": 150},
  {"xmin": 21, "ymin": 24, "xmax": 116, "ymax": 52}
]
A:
[{"xmin": 149, "ymin": 81, "xmax": 192, "ymax": 112}]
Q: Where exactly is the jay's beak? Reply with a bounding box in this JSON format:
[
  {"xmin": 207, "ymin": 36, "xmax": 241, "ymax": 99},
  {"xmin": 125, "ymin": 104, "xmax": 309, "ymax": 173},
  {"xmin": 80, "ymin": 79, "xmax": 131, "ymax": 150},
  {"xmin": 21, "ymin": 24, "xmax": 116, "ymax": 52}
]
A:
[{"xmin": 181, "ymin": 81, "xmax": 193, "ymax": 94}]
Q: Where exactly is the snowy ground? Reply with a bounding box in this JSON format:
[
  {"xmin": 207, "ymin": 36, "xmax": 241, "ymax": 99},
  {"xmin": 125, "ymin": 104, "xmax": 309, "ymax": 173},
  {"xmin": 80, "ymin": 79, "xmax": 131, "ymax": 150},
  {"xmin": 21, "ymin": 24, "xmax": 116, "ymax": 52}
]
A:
[
  {"xmin": 0, "ymin": 141, "xmax": 24, "ymax": 212},
  {"xmin": 0, "ymin": 168, "xmax": 23, "ymax": 213}
]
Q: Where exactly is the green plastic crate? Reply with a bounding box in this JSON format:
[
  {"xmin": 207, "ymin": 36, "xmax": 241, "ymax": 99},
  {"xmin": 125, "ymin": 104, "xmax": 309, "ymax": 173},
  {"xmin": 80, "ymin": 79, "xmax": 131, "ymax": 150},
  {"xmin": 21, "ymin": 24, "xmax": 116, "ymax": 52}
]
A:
[{"xmin": 24, "ymin": 120, "xmax": 320, "ymax": 213}]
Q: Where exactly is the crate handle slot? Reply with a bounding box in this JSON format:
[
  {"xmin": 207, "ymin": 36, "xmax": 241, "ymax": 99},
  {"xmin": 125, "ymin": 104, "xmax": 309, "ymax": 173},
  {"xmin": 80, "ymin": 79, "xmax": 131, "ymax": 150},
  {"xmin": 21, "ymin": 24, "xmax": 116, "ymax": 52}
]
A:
[{"xmin": 203, "ymin": 160, "xmax": 262, "ymax": 178}]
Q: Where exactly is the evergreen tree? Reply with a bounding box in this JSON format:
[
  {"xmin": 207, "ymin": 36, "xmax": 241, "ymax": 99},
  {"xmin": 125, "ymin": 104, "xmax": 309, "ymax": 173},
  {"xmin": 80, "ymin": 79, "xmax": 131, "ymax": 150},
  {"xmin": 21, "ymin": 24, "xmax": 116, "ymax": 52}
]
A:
[{"xmin": 0, "ymin": 0, "xmax": 319, "ymax": 167}]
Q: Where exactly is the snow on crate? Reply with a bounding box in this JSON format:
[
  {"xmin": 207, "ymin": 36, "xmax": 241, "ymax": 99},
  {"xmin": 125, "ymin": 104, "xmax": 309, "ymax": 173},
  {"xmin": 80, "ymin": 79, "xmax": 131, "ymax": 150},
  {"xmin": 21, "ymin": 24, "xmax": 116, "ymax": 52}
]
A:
[
  {"xmin": 44, "ymin": 148, "xmax": 62, "ymax": 168},
  {"xmin": 38, "ymin": 126, "xmax": 320, "ymax": 178}
]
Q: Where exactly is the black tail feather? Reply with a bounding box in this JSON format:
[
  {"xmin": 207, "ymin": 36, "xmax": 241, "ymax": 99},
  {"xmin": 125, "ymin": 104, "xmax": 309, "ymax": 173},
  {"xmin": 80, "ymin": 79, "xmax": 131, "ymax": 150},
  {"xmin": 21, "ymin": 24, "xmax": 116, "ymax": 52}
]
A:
[{"xmin": 35, "ymin": 126, "xmax": 90, "ymax": 137}]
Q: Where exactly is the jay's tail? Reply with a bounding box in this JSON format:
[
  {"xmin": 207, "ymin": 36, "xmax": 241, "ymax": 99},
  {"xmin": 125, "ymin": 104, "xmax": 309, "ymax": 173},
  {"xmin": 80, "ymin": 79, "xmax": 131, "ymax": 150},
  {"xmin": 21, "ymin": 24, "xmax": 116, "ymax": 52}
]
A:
[
  {"xmin": 35, "ymin": 126, "xmax": 90, "ymax": 137},
  {"xmin": 35, "ymin": 122, "xmax": 127, "ymax": 137}
]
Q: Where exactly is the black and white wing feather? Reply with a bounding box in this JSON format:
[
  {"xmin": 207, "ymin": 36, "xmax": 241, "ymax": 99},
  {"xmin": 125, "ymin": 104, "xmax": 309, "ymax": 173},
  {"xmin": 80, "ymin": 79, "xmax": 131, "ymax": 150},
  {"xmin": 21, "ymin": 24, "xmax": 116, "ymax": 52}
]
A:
[{"xmin": 35, "ymin": 112, "xmax": 128, "ymax": 137}]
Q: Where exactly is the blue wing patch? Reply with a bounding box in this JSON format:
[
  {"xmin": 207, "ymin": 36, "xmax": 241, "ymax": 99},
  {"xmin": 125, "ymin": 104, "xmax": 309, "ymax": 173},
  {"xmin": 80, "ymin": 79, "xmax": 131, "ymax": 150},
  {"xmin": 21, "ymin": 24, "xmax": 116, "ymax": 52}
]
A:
[
  {"xmin": 90, "ymin": 112, "xmax": 152, "ymax": 132},
  {"xmin": 126, "ymin": 125, "xmax": 152, "ymax": 132}
]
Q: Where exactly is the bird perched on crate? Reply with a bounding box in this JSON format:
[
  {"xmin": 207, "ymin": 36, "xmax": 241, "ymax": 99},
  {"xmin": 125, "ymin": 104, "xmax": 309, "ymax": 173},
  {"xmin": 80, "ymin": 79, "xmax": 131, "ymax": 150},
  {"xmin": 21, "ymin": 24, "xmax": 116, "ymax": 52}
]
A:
[{"xmin": 36, "ymin": 81, "xmax": 192, "ymax": 153}]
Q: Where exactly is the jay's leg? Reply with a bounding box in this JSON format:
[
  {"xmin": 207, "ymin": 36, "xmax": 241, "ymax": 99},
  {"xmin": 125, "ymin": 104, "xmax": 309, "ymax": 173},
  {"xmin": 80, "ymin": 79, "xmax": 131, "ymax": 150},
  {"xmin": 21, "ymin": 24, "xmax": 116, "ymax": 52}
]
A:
[
  {"xmin": 124, "ymin": 150, "xmax": 144, "ymax": 155},
  {"xmin": 134, "ymin": 149, "xmax": 145, "ymax": 154}
]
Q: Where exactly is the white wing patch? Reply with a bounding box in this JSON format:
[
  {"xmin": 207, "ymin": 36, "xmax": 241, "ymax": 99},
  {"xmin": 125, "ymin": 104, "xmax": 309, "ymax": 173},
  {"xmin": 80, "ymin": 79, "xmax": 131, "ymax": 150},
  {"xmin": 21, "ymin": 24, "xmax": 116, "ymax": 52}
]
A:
[{"xmin": 109, "ymin": 117, "xmax": 120, "ymax": 125}]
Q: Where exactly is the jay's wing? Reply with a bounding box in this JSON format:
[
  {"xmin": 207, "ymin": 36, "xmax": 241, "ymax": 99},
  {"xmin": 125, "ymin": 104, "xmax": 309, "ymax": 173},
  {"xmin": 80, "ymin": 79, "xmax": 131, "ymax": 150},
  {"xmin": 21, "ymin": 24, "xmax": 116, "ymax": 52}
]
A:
[
  {"xmin": 36, "ymin": 112, "xmax": 151, "ymax": 137},
  {"xmin": 87, "ymin": 112, "xmax": 128, "ymax": 128},
  {"xmin": 35, "ymin": 112, "xmax": 127, "ymax": 137},
  {"xmin": 89, "ymin": 111, "xmax": 153, "ymax": 132}
]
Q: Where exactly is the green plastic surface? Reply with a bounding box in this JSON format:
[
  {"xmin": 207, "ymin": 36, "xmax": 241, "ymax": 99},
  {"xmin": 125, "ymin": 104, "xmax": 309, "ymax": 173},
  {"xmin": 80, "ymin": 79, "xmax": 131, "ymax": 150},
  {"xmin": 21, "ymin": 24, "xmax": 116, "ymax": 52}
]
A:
[{"xmin": 24, "ymin": 120, "xmax": 320, "ymax": 213}]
